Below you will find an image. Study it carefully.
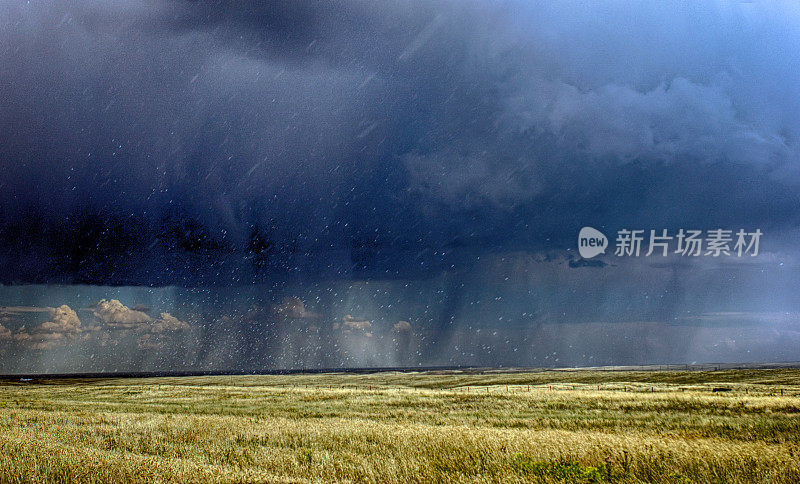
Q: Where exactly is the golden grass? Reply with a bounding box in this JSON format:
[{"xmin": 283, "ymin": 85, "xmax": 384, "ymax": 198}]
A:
[{"xmin": 1, "ymin": 369, "xmax": 799, "ymax": 483}]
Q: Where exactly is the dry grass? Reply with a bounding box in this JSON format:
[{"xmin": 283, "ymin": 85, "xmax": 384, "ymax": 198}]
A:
[{"xmin": 1, "ymin": 369, "xmax": 799, "ymax": 483}]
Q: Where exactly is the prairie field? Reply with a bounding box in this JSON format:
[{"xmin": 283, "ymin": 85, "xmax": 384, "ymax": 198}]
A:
[{"xmin": 1, "ymin": 368, "xmax": 799, "ymax": 483}]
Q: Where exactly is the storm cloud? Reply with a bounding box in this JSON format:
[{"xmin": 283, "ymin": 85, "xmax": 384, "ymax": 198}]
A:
[
  {"xmin": 1, "ymin": 1, "xmax": 800, "ymax": 372},
  {"xmin": 0, "ymin": 1, "xmax": 799, "ymax": 285}
]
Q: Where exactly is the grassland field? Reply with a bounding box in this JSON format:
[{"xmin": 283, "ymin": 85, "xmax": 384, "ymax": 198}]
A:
[{"xmin": 1, "ymin": 367, "xmax": 799, "ymax": 483}]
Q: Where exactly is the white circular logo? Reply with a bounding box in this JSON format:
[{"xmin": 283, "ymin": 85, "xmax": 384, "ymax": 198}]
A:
[{"xmin": 578, "ymin": 227, "xmax": 608, "ymax": 259}]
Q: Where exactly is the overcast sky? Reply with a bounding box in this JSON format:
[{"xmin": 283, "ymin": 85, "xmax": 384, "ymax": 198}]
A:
[{"xmin": 1, "ymin": 1, "xmax": 799, "ymax": 372}]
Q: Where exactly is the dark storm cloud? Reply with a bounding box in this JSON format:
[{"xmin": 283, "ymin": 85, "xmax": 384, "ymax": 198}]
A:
[{"xmin": 1, "ymin": 1, "xmax": 800, "ymax": 285}]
